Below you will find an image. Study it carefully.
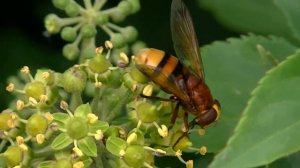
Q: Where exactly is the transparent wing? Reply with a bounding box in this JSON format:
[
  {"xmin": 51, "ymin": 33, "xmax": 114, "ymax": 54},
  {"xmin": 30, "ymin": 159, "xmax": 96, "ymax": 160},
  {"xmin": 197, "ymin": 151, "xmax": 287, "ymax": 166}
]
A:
[
  {"xmin": 136, "ymin": 64, "xmax": 190, "ymax": 102},
  {"xmin": 171, "ymin": 0, "xmax": 205, "ymax": 79}
]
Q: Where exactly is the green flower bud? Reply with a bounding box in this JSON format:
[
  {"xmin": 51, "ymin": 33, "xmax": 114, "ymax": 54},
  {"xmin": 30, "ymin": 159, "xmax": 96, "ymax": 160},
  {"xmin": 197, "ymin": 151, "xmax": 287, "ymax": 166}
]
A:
[
  {"xmin": 4, "ymin": 146, "xmax": 23, "ymax": 167},
  {"xmin": 128, "ymin": 0, "xmax": 140, "ymax": 14},
  {"xmin": 45, "ymin": 14, "xmax": 62, "ymax": 34},
  {"xmin": 63, "ymin": 44, "xmax": 80, "ymax": 60},
  {"xmin": 118, "ymin": 1, "xmax": 132, "ymax": 16},
  {"xmin": 81, "ymin": 47, "xmax": 96, "ymax": 59},
  {"xmin": 107, "ymin": 69, "xmax": 122, "ymax": 88},
  {"xmin": 24, "ymin": 81, "xmax": 46, "ymax": 100},
  {"xmin": 132, "ymin": 41, "xmax": 147, "ymax": 55},
  {"xmin": 136, "ymin": 102, "xmax": 158, "ymax": 123},
  {"xmin": 122, "ymin": 73, "xmax": 137, "ymax": 91},
  {"xmin": 65, "ymin": 2, "xmax": 80, "ymax": 17},
  {"xmin": 110, "ymin": 33, "xmax": 126, "ymax": 48},
  {"xmin": 55, "ymin": 159, "xmax": 72, "ymax": 168},
  {"xmin": 66, "ymin": 117, "xmax": 89, "ymax": 139},
  {"xmin": 0, "ymin": 113, "xmax": 10, "ymax": 131},
  {"xmin": 95, "ymin": 12, "xmax": 109, "ymax": 26},
  {"xmin": 81, "ymin": 24, "xmax": 97, "ymax": 38},
  {"xmin": 124, "ymin": 145, "xmax": 146, "ymax": 168},
  {"xmin": 129, "ymin": 67, "xmax": 148, "ymax": 83},
  {"xmin": 26, "ymin": 114, "xmax": 48, "ymax": 136},
  {"xmin": 121, "ymin": 26, "xmax": 138, "ymax": 43},
  {"xmin": 52, "ymin": 0, "xmax": 70, "ymax": 10},
  {"xmin": 62, "ymin": 67, "xmax": 87, "ymax": 92},
  {"xmin": 110, "ymin": 10, "xmax": 126, "ymax": 23},
  {"xmin": 88, "ymin": 53, "xmax": 111, "ymax": 74},
  {"xmin": 61, "ymin": 27, "xmax": 77, "ymax": 42}
]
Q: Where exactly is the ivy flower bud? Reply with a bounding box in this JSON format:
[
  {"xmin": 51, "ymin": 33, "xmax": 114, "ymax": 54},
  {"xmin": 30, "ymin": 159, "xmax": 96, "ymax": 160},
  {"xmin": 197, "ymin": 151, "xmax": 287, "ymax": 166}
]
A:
[
  {"xmin": 3, "ymin": 146, "xmax": 23, "ymax": 167},
  {"xmin": 52, "ymin": 0, "xmax": 70, "ymax": 10},
  {"xmin": 65, "ymin": 2, "xmax": 80, "ymax": 17},
  {"xmin": 61, "ymin": 26, "xmax": 77, "ymax": 42},
  {"xmin": 45, "ymin": 14, "xmax": 62, "ymax": 34},
  {"xmin": 95, "ymin": 13, "xmax": 109, "ymax": 26},
  {"xmin": 118, "ymin": 0, "xmax": 132, "ymax": 16},
  {"xmin": 121, "ymin": 26, "xmax": 138, "ymax": 43},
  {"xmin": 26, "ymin": 114, "xmax": 48, "ymax": 136},
  {"xmin": 62, "ymin": 66, "xmax": 87, "ymax": 93},
  {"xmin": 73, "ymin": 147, "xmax": 83, "ymax": 157},
  {"xmin": 110, "ymin": 33, "xmax": 125, "ymax": 48},
  {"xmin": 87, "ymin": 113, "xmax": 98, "ymax": 124},
  {"xmin": 25, "ymin": 81, "xmax": 46, "ymax": 100},
  {"xmin": 136, "ymin": 102, "xmax": 158, "ymax": 123},
  {"xmin": 63, "ymin": 44, "xmax": 80, "ymax": 60},
  {"xmin": 16, "ymin": 100, "xmax": 25, "ymax": 110},
  {"xmin": 199, "ymin": 146, "xmax": 207, "ymax": 155},
  {"xmin": 0, "ymin": 113, "xmax": 11, "ymax": 131},
  {"xmin": 128, "ymin": 0, "xmax": 141, "ymax": 14},
  {"xmin": 131, "ymin": 41, "xmax": 147, "ymax": 55},
  {"xmin": 88, "ymin": 53, "xmax": 111, "ymax": 74},
  {"xmin": 6, "ymin": 83, "xmax": 14, "ymax": 92},
  {"xmin": 124, "ymin": 145, "xmax": 146, "ymax": 167},
  {"xmin": 81, "ymin": 24, "xmax": 97, "ymax": 38},
  {"xmin": 36, "ymin": 134, "xmax": 45, "ymax": 144}
]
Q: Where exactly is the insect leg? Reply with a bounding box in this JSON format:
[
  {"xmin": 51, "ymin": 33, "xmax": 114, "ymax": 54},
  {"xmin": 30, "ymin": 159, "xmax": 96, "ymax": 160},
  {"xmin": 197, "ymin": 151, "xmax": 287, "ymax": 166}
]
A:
[{"xmin": 140, "ymin": 94, "xmax": 178, "ymax": 102}]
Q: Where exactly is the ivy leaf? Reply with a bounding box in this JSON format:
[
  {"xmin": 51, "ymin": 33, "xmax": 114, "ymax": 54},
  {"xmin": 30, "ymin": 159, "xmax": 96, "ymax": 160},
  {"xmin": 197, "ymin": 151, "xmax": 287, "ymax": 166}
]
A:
[
  {"xmin": 198, "ymin": 0, "xmax": 296, "ymax": 42},
  {"xmin": 189, "ymin": 34, "xmax": 297, "ymax": 152},
  {"xmin": 78, "ymin": 137, "xmax": 97, "ymax": 157},
  {"xmin": 106, "ymin": 136, "xmax": 127, "ymax": 156},
  {"xmin": 37, "ymin": 161, "xmax": 55, "ymax": 168},
  {"xmin": 74, "ymin": 103, "xmax": 92, "ymax": 118},
  {"xmin": 89, "ymin": 120, "xmax": 109, "ymax": 133},
  {"xmin": 274, "ymin": 0, "xmax": 300, "ymax": 41},
  {"xmin": 210, "ymin": 51, "xmax": 300, "ymax": 167},
  {"xmin": 51, "ymin": 133, "xmax": 73, "ymax": 150}
]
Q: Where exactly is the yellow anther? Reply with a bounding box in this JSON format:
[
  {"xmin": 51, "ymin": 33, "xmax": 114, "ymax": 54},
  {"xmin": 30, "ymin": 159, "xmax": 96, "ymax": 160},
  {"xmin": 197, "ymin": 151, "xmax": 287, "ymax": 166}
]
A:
[
  {"xmin": 28, "ymin": 97, "xmax": 38, "ymax": 106},
  {"xmin": 20, "ymin": 66, "xmax": 30, "ymax": 74},
  {"xmin": 186, "ymin": 160, "xmax": 193, "ymax": 168},
  {"xmin": 19, "ymin": 143, "xmax": 28, "ymax": 151},
  {"xmin": 142, "ymin": 84, "xmax": 153, "ymax": 97},
  {"xmin": 131, "ymin": 84, "xmax": 138, "ymax": 92},
  {"xmin": 94, "ymin": 130, "xmax": 104, "ymax": 140},
  {"xmin": 73, "ymin": 161, "xmax": 84, "ymax": 168},
  {"xmin": 199, "ymin": 146, "xmax": 207, "ymax": 155},
  {"xmin": 42, "ymin": 71, "xmax": 50, "ymax": 79},
  {"xmin": 105, "ymin": 40, "xmax": 113, "ymax": 49},
  {"xmin": 44, "ymin": 112, "xmax": 54, "ymax": 122},
  {"xmin": 157, "ymin": 124, "xmax": 168, "ymax": 137},
  {"xmin": 7, "ymin": 118, "xmax": 16, "ymax": 128},
  {"xmin": 126, "ymin": 132, "xmax": 137, "ymax": 144},
  {"xmin": 119, "ymin": 149, "xmax": 126, "ymax": 157},
  {"xmin": 175, "ymin": 150, "xmax": 182, "ymax": 157},
  {"xmin": 60, "ymin": 100, "xmax": 69, "ymax": 110},
  {"xmin": 39, "ymin": 94, "xmax": 48, "ymax": 104},
  {"xmin": 87, "ymin": 113, "xmax": 98, "ymax": 124},
  {"xmin": 6, "ymin": 83, "xmax": 14, "ymax": 92},
  {"xmin": 95, "ymin": 81, "xmax": 102, "ymax": 88},
  {"xmin": 96, "ymin": 46, "xmax": 104, "ymax": 54},
  {"xmin": 36, "ymin": 134, "xmax": 45, "ymax": 144},
  {"xmin": 73, "ymin": 147, "xmax": 83, "ymax": 157},
  {"xmin": 16, "ymin": 136, "xmax": 24, "ymax": 145},
  {"xmin": 198, "ymin": 128, "xmax": 205, "ymax": 136},
  {"xmin": 16, "ymin": 100, "xmax": 25, "ymax": 110},
  {"xmin": 119, "ymin": 52, "xmax": 129, "ymax": 65}
]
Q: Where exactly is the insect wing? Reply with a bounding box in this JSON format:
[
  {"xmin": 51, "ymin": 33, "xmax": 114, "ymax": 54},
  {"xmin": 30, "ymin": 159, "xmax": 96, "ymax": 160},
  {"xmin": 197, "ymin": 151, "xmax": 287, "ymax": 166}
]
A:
[
  {"xmin": 136, "ymin": 64, "xmax": 190, "ymax": 102},
  {"xmin": 171, "ymin": 0, "xmax": 205, "ymax": 79}
]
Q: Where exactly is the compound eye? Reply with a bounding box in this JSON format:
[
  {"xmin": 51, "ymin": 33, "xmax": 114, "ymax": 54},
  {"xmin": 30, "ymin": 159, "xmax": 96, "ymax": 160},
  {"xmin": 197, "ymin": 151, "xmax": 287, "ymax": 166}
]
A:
[{"xmin": 196, "ymin": 107, "xmax": 219, "ymax": 128}]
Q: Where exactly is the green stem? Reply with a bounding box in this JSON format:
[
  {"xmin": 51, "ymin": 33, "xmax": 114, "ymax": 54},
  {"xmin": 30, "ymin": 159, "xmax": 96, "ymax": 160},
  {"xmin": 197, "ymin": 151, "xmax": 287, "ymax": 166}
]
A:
[
  {"xmin": 101, "ymin": 25, "xmax": 114, "ymax": 36},
  {"xmin": 83, "ymin": 0, "xmax": 93, "ymax": 9},
  {"xmin": 69, "ymin": 92, "xmax": 83, "ymax": 111},
  {"xmin": 107, "ymin": 23, "xmax": 123, "ymax": 32},
  {"xmin": 0, "ymin": 140, "xmax": 7, "ymax": 152},
  {"xmin": 93, "ymin": 0, "xmax": 107, "ymax": 10},
  {"xmin": 102, "ymin": 7, "xmax": 118, "ymax": 14},
  {"xmin": 61, "ymin": 17, "xmax": 83, "ymax": 26}
]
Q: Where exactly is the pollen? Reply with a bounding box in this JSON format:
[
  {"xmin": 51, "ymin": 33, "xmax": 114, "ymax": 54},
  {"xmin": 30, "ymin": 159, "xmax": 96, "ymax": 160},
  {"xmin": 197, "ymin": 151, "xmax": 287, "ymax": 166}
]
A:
[
  {"xmin": 105, "ymin": 40, "xmax": 113, "ymax": 49},
  {"xmin": 16, "ymin": 100, "xmax": 25, "ymax": 110},
  {"xmin": 20, "ymin": 66, "xmax": 30, "ymax": 74},
  {"xmin": 199, "ymin": 146, "xmax": 207, "ymax": 155},
  {"xmin": 6, "ymin": 83, "xmax": 14, "ymax": 92}
]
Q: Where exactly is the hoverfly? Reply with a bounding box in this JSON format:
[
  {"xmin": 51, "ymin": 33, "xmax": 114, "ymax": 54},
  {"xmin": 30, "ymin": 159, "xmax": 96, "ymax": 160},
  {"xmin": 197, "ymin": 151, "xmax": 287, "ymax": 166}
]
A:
[{"xmin": 135, "ymin": 0, "xmax": 221, "ymax": 136}]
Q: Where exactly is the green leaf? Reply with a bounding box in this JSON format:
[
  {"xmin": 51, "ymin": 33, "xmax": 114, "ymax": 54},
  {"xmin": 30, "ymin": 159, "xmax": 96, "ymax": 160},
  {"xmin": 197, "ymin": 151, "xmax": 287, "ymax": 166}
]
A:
[
  {"xmin": 37, "ymin": 161, "xmax": 55, "ymax": 168},
  {"xmin": 274, "ymin": 0, "xmax": 300, "ymax": 41},
  {"xmin": 198, "ymin": 0, "xmax": 297, "ymax": 43},
  {"xmin": 51, "ymin": 133, "xmax": 73, "ymax": 150},
  {"xmin": 53, "ymin": 113, "xmax": 70, "ymax": 128},
  {"xmin": 78, "ymin": 137, "xmax": 97, "ymax": 157},
  {"xmin": 74, "ymin": 103, "xmax": 92, "ymax": 117},
  {"xmin": 106, "ymin": 136, "xmax": 127, "ymax": 156},
  {"xmin": 89, "ymin": 120, "xmax": 109, "ymax": 133},
  {"xmin": 189, "ymin": 34, "xmax": 297, "ymax": 152},
  {"xmin": 209, "ymin": 51, "xmax": 300, "ymax": 167}
]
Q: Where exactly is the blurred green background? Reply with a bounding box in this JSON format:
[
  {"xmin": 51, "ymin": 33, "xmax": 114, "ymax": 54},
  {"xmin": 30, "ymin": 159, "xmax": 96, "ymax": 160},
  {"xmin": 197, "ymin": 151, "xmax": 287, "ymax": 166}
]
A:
[{"xmin": 0, "ymin": 0, "xmax": 237, "ymax": 109}]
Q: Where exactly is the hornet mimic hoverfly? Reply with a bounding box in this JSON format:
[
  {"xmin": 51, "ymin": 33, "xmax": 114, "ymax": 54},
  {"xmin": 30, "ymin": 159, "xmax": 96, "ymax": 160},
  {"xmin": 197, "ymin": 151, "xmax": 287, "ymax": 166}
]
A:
[{"xmin": 135, "ymin": 0, "xmax": 221, "ymax": 136}]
